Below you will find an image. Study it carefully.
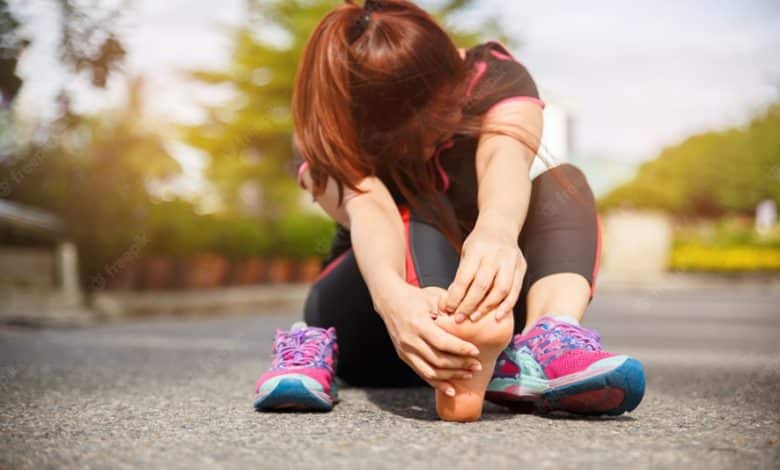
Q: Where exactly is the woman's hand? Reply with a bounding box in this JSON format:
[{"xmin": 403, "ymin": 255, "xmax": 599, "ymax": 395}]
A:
[
  {"xmin": 440, "ymin": 216, "xmax": 527, "ymax": 323},
  {"xmin": 375, "ymin": 282, "xmax": 483, "ymax": 397}
]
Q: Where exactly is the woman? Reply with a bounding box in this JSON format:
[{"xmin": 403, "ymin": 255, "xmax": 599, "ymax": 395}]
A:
[{"xmin": 254, "ymin": 0, "xmax": 645, "ymax": 421}]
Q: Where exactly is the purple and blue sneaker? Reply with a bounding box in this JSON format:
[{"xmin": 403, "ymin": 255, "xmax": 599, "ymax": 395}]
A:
[
  {"xmin": 486, "ymin": 316, "xmax": 645, "ymax": 415},
  {"xmin": 254, "ymin": 322, "xmax": 338, "ymax": 411}
]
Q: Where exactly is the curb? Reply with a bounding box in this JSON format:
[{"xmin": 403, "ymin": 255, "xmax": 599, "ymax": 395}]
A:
[{"xmin": 92, "ymin": 283, "xmax": 309, "ymax": 320}]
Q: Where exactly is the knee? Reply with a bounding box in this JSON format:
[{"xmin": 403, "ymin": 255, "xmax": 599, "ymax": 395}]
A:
[{"xmin": 529, "ymin": 164, "xmax": 596, "ymax": 224}]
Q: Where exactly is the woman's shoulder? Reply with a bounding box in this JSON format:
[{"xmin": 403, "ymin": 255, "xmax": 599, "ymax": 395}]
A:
[{"xmin": 462, "ymin": 40, "xmax": 543, "ymax": 115}]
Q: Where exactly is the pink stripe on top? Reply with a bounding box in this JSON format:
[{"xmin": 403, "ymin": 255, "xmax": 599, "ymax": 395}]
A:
[
  {"xmin": 466, "ymin": 61, "xmax": 487, "ymax": 97},
  {"xmin": 489, "ymin": 49, "xmax": 514, "ymax": 62},
  {"xmin": 486, "ymin": 96, "xmax": 546, "ymax": 115},
  {"xmin": 432, "ymin": 139, "xmax": 454, "ymax": 192},
  {"xmin": 487, "ymin": 40, "xmax": 516, "ymax": 59}
]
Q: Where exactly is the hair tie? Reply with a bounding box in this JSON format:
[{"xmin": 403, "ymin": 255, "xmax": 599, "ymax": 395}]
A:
[{"xmin": 348, "ymin": 0, "xmax": 383, "ymax": 43}]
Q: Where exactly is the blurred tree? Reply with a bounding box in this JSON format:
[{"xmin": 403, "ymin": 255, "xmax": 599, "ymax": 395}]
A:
[
  {"xmin": 0, "ymin": 0, "xmax": 27, "ymax": 105},
  {"xmin": 56, "ymin": 0, "xmax": 128, "ymax": 88},
  {"xmin": 2, "ymin": 77, "xmax": 180, "ymax": 286},
  {"xmin": 0, "ymin": 1, "xmax": 186, "ymax": 288},
  {"xmin": 599, "ymin": 103, "xmax": 780, "ymax": 218},
  {"xmin": 183, "ymin": 0, "xmax": 503, "ymax": 219}
]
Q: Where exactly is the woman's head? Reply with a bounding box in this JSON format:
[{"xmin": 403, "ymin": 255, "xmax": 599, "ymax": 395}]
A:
[{"xmin": 292, "ymin": 0, "xmax": 466, "ymax": 205}]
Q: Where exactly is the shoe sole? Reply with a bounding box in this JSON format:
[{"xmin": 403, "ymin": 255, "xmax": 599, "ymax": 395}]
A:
[
  {"xmin": 254, "ymin": 375, "xmax": 334, "ymax": 412},
  {"xmin": 486, "ymin": 356, "xmax": 645, "ymax": 416}
]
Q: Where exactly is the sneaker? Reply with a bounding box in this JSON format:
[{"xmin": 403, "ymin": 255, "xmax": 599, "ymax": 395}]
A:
[
  {"xmin": 254, "ymin": 322, "xmax": 338, "ymax": 411},
  {"xmin": 486, "ymin": 316, "xmax": 645, "ymax": 415}
]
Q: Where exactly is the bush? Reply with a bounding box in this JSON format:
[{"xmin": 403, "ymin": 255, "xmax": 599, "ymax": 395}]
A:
[
  {"xmin": 145, "ymin": 200, "xmax": 213, "ymax": 258},
  {"xmin": 669, "ymin": 217, "xmax": 780, "ymax": 271},
  {"xmin": 600, "ymin": 103, "xmax": 780, "ymax": 218},
  {"xmin": 273, "ymin": 211, "xmax": 336, "ymax": 260},
  {"xmin": 670, "ymin": 245, "xmax": 780, "ymax": 272},
  {"xmin": 211, "ymin": 216, "xmax": 273, "ymax": 260}
]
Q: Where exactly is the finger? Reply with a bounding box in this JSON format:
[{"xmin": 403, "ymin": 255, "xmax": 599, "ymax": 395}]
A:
[
  {"xmin": 474, "ymin": 256, "xmax": 517, "ymax": 318},
  {"xmin": 495, "ymin": 263, "xmax": 525, "ymax": 321},
  {"xmin": 416, "ymin": 338, "xmax": 483, "ymax": 371},
  {"xmin": 424, "ymin": 287, "xmax": 447, "ymax": 314},
  {"xmin": 423, "ymin": 324, "xmax": 480, "ymax": 357},
  {"xmin": 429, "ymin": 379, "xmax": 457, "ymax": 397},
  {"xmin": 457, "ymin": 264, "xmax": 497, "ymax": 321},
  {"xmin": 407, "ymin": 354, "xmax": 469, "ymax": 385},
  {"xmin": 444, "ymin": 253, "xmax": 480, "ymax": 315}
]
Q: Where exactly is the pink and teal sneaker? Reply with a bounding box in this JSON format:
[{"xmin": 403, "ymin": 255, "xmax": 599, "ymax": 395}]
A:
[
  {"xmin": 254, "ymin": 322, "xmax": 338, "ymax": 411},
  {"xmin": 486, "ymin": 316, "xmax": 645, "ymax": 415}
]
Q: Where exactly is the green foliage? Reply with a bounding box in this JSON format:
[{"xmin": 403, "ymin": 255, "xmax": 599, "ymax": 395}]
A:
[
  {"xmin": 213, "ymin": 216, "xmax": 274, "ymax": 260},
  {"xmin": 1, "ymin": 79, "xmax": 180, "ymax": 286},
  {"xmin": 670, "ymin": 245, "xmax": 780, "ymax": 272},
  {"xmin": 599, "ymin": 103, "xmax": 780, "ymax": 217},
  {"xmin": 669, "ymin": 217, "xmax": 780, "ymax": 272},
  {"xmin": 145, "ymin": 200, "xmax": 213, "ymax": 258},
  {"xmin": 145, "ymin": 199, "xmax": 275, "ymax": 260},
  {"xmin": 674, "ymin": 217, "xmax": 780, "ymax": 249},
  {"xmin": 273, "ymin": 211, "xmax": 337, "ymax": 260}
]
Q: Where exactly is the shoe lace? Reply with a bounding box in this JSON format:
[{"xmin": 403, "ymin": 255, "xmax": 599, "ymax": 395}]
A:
[
  {"xmin": 274, "ymin": 330, "xmax": 327, "ymax": 368},
  {"xmin": 526, "ymin": 322, "xmax": 603, "ymax": 366}
]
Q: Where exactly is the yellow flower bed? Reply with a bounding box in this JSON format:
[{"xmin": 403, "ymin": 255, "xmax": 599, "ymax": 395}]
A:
[{"xmin": 670, "ymin": 244, "xmax": 780, "ymax": 272}]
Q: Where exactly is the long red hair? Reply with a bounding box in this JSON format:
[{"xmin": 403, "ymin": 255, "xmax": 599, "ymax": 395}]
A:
[{"xmin": 292, "ymin": 0, "xmax": 540, "ymax": 247}]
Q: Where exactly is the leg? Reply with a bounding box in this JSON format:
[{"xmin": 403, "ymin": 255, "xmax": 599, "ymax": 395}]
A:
[
  {"xmin": 525, "ymin": 273, "xmax": 590, "ymax": 327},
  {"xmin": 304, "ymin": 248, "xmax": 423, "ymax": 387},
  {"xmin": 405, "ymin": 207, "xmax": 513, "ymax": 421},
  {"xmin": 486, "ymin": 164, "xmax": 645, "ymax": 415},
  {"xmin": 516, "ymin": 163, "xmax": 601, "ymax": 331}
]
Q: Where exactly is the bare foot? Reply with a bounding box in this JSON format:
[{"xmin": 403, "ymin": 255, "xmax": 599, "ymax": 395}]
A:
[{"xmin": 425, "ymin": 288, "xmax": 514, "ymax": 421}]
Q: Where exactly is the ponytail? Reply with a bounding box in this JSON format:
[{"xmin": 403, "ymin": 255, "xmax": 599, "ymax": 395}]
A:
[{"xmin": 292, "ymin": 3, "xmax": 368, "ymax": 204}]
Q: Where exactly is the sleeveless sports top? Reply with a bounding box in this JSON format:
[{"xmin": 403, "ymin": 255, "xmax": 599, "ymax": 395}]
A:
[{"xmin": 295, "ymin": 41, "xmax": 543, "ymax": 259}]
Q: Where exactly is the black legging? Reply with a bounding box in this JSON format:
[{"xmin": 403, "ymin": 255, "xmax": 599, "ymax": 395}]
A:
[{"xmin": 304, "ymin": 164, "xmax": 600, "ymax": 387}]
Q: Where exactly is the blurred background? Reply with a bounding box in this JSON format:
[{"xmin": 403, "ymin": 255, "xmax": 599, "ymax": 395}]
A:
[{"xmin": 1, "ymin": 0, "xmax": 779, "ymax": 322}]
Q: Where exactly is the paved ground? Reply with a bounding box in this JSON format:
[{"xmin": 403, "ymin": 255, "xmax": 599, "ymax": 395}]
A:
[{"xmin": 1, "ymin": 287, "xmax": 779, "ymax": 469}]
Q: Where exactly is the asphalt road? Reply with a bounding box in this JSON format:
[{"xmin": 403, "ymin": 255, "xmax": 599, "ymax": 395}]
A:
[{"xmin": 1, "ymin": 287, "xmax": 779, "ymax": 469}]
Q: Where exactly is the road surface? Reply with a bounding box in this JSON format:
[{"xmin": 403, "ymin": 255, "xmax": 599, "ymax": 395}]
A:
[{"xmin": 1, "ymin": 287, "xmax": 779, "ymax": 469}]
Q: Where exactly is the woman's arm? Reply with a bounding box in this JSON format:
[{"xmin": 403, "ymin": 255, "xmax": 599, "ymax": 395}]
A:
[
  {"xmin": 475, "ymin": 101, "xmax": 541, "ymax": 238},
  {"xmin": 299, "ymin": 169, "xmax": 481, "ymax": 395},
  {"xmin": 442, "ymin": 100, "xmax": 543, "ymax": 322}
]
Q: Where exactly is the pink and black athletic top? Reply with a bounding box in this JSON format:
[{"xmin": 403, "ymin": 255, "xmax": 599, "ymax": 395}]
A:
[
  {"xmin": 434, "ymin": 40, "xmax": 544, "ymax": 233},
  {"xmin": 295, "ymin": 41, "xmax": 544, "ymax": 254}
]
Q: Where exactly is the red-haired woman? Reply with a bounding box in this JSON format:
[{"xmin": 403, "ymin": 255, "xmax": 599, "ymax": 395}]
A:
[{"xmin": 254, "ymin": 0, "xmax": 645, "ymax": 421}]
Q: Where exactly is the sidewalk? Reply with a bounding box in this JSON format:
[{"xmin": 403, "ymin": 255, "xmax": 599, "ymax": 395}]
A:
[
  {"xmin": 93, "ymin": 283, "xmax": 309, "ymax": 320},
  {"xmin": 5, "ymin": 271, "xmax": 778, "ymax": 327}
]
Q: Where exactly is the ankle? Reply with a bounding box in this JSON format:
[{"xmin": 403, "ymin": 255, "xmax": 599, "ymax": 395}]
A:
[{"xmin": 522, "ymin": 313, "xmax": 583, "ymax": 334}]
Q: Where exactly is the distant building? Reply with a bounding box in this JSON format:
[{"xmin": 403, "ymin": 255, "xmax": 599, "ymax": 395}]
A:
[{"xmin": 530, "ymin": 98, "xmax": 572, "ymax": 179}]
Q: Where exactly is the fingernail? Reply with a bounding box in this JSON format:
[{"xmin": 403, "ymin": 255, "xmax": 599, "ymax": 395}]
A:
[
  {"xmin": 453, "ymin": 313, "xmax": 466, "ymax": 323},
  {"xmin": 461, "ymin": 373, "xmax": 473, "ymax": 380},
  {"xmin": 470, "ymin": 348, "xmax": 480, "ymax": 356},
  {"xmin": 470, "ymin": 362, "xmax": 482, "ymax": 372},
  {"xmin": 469, "ymin": 312, "xmax": 481, "ymax": 321},
  {"xmin": 445, "ymin": 387, "xmax": 456, "ymax": 397}
]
